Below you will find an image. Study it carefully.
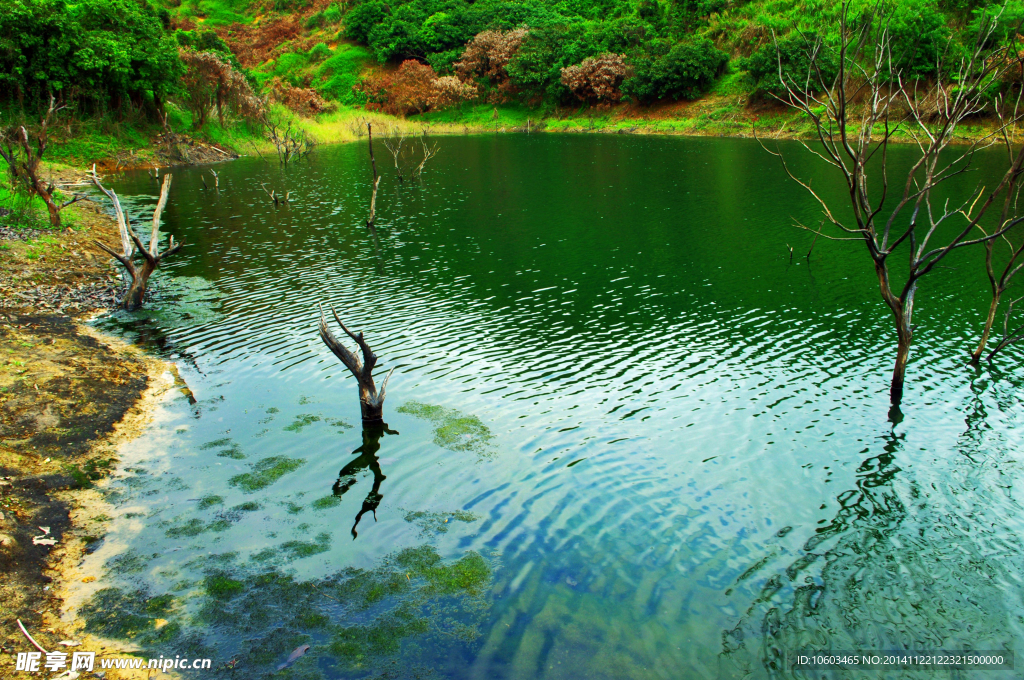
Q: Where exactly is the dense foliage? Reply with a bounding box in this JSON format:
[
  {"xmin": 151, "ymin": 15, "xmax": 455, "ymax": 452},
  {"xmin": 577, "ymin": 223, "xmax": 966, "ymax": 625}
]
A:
[
  {"xmin": 0, "ymin": 0, "xmax": 181, "ymax": 112},
  {"xmin": 4, "ymin": 0, "xmax": 1024, "ymax": 121}
]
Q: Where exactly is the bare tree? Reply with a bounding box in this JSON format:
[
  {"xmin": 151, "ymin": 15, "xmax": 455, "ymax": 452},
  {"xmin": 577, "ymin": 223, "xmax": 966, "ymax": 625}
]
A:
[
  {"xmin": 90, "ymin": 168, "xmax": 184, "ymax": 311},
  {"xmin": 380, "ymin": 125, "xmax": 407, "ymax": 181},
  {"xmin": 413, "ymin": 137, "xmax": 439, "ymax": 178},
  {"xmin": 318, "ymin": 304, "xmax": 394, "ymax": 424},
  {"xmin": 0, "ymin": 97, "xmax": 85, "ymax": 228},
  {"xmin": 760, "ymin": 1, "xmax": 1024, "ymax": 404},
  {"xmin": 969, "ymin": 98, "xmax": 1024, "ymax": 364},
  {"xmin": 262, "ymin": 113, "xmax": 316, "ymax": 165}
]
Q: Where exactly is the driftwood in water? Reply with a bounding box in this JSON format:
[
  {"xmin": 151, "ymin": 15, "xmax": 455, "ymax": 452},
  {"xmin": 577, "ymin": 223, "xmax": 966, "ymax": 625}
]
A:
[
  {"xmin": 90, "ymin": 168, "xmax": 183, "ymax": 311},
  {"xmin": 318, "ymin": 304, "xmax": 394, "ymax": 424}
]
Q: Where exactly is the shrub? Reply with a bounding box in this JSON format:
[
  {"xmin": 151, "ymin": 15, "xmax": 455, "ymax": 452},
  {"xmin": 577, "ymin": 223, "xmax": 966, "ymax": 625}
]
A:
[
  {"xmin": 742, "ymin": 33, "xmax": 838, "ymax": 98},
  {"xmin": 621, "ymin": 39, "xmax": 727, "ymax": 102},
  {"xmin": 429, "ymin": 75, "xmax": 477, "ymax": 108},
  {"xmin": 314, "ymin": 43, "xmax": 372, "ymax": 104},
  {"xmin": 323, "ymin": 3, "xmax": 343, "ymax": 23},
  {"xmin": 455, "ymin": 28, "xmax": 530, "ymax": 83},
  {"xmin": 308, "ymin": 42, "xmax": 331, "ymax": 63},
  {"xmin": 355, "ymin": 60, "xmax": 476, "ymax": 115},
  {"xmin": 305, "ymin": 10, "xmax": 326, "ymax": 29},
  {"xmin": 344, "ymin": 0, "xmax": 388, "ymax": 44},
  {"xmin": 560, "ymin": 53, "xmax": 631, "ymax": 103}
]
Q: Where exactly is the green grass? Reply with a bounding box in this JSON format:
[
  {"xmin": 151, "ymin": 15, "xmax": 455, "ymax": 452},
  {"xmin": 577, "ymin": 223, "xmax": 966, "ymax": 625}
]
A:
[{"xmin": 312, "ymin": 43, "xmax": 373, "ymax": 103}]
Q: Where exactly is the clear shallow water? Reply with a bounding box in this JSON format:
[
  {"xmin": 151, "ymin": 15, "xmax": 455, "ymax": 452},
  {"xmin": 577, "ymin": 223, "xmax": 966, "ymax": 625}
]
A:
[{"xmin": 78, "ymin": 135, "xmax": 1024, "ymax": 679}]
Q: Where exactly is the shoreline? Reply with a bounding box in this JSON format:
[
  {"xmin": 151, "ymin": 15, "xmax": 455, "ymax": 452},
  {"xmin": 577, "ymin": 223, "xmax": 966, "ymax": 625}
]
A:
[{"xmin": 0, "ymin": 190, "xmax": 181, "ymax": 677}]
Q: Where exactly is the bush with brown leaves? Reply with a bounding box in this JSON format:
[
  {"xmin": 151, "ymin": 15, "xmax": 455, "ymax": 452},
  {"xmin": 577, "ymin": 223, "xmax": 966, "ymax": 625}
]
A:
[
  {"xmin": 356, "ymin": 61, "xmax": 476, "ymax": 116},
  {"xmin": 178, "ymin": 49, "xmax": 264, "ymax": 129},
  {"xmin": 267, "ymin": 77, "xmax": 337, "ymax": 116},
  {"xmin": 560, "ymin": 53, "xmax": 631, "ymax": 103},
  {"xmin": 454, "ymin": 28, "xmax": 529, "ymax": 85},
  {"xmin": 428, "ymin": 76, "xmax": 478, "ymax": 109}
]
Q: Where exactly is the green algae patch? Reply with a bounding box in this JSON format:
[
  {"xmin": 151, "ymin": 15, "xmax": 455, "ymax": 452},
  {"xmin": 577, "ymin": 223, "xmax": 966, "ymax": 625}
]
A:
[
  {"xmin": 229, "ymin": 455, "xmax": 305, "ymax": 492},
  {"xmin": 281, "ymin": 531, "xmax": 331, "ymax": 559},
  {"xmin": 325, "ymin": 416, "xmax": 353, "ymax": 431},
  {"xmin": 284, "ymin": 413, "xmax": 321, "ymax": 432},
  {"xmin": 81, "ymin": 544, "xmax": 493, "ymax": 678},
  {"xmin": 196, "ymin": 494, "xmax": 223, "ymax": 510},
  {"xmin": 205, "ymin": 573, "xmax": 246, "ymax": 599},
  {"xmin": 404, "ymin": 509, "xmax": 478, "ymax": 536},
  {"xmin": 216, "ymin": 444, "xmax": 246, "ymax": 459},
  {"xmin": 312, "ymin": 495, "xmax": 342, "ymax": 510},
  {"xmin": 328, "ymin": 604, "xmax": 428, "ymax": 663},
  {"xmin": 80, "ymin": 587, "xmax": 181, "ymax": 644},
  {"xmin": 396, "ymin": 402, "xmax": 494, "ymax": 456},
  {"xmin": 396, "ymin": 546, "xmax": 490, "ymax": 596},
  {"xmin": 105, "ymin": 549, "xmax": 150, "ymax": 575},
  {"xmin": 165, "ymin": 516, "xmax": 233, "ymax": 538}
]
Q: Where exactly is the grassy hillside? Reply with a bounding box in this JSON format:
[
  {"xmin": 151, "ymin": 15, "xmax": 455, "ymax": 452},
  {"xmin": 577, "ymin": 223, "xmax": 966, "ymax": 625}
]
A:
[{"xmin": 0, "ymin": 0, "xmax": 1017, "ymax": 184}]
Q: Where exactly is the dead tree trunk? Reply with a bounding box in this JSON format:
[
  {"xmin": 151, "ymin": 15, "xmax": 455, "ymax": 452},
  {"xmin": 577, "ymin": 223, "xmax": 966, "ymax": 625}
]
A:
[
  {"xmin": 90, "ymin": 169, "xmax": 183, "ymax": 311},
  {"xmin": 318, "ymin": 304, "xmax": 393, "ymax": 424},
  {"xmin": 413, "ymin": 137, "xmax": 438, "ymax": 178},
  {"xmin": 366, "ymin": 123, "xmax": 380, "ymax": 228}
]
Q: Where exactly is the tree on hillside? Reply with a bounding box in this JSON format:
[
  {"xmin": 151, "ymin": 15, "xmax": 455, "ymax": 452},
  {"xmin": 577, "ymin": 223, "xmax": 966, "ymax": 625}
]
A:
[
  {"xmin": 760, "ymin": 1, "xmax": 1024, "ymax": 405},
  {"xmin": 455, "ymin": 28, "xmax": 530, "ymax": 101},
  {"xmin": 0, "ymin": 0, "xmax": 181, "ymax": 116},
  {"xmin": 561, "ymin": 53, "xmax": 631, "ymax": 104},
  {"xmin": 0, "ymin": 97, "xmax": 86, "ymax": 229},
  {"xmin": 177, "ymin": 49, "xmax": 263, "ymax": 130}
]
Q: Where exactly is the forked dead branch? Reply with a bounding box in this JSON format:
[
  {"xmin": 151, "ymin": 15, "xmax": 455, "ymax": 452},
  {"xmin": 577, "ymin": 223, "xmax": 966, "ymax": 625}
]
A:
[
  {"xmin": 317, "ymin": 304, "xmax": 394, "ymax": 424},
  {"xmin": 760, "ymin": 0, "xmax": 1024, "ymax": 404},
  {"xmin": 90, "ymin": 168, "xmax": 184, "ymax": 311}
]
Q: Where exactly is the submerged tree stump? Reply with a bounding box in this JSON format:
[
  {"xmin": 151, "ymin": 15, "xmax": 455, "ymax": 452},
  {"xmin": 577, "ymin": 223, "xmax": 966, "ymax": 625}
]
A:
[
  {"xmin": 317, "ymin": 304, "xmax": 394, "ymax": 424},
  {"xmin": 91, "ymin": 169, "xmax": 183, "ymax": 311}
]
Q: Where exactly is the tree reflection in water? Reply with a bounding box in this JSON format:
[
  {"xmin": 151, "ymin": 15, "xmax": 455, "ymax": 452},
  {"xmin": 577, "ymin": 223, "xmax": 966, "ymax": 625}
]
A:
[
  {"xmin": 332, "ymin": 423, "xmax": 398, "ymax": 539},
  {"xmin": 721, "ymin": 428, "xmax": 1021, "ymax": 679}
]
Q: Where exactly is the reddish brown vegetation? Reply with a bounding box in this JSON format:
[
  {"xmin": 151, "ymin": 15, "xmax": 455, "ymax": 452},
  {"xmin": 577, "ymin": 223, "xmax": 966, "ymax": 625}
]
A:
[
  {"xmin": 215, "ymin": 17, "xmax": 304, "ymax": 68},
  {"xmin": 178, "ymin": 49, "xmax": 264, "ymax": 129},
  {"xmin": 267, "ymin": 77, "xmax": 337, "ymax": 115},
  {"xmin": 454, "ymin": 28, "xmax": 528, "ymax": 101},
  {"xmin": 561, "ymin": 53, "xmax": 631, "ymax": 104},
  {"xmin": 357, "ymin": 60, "xmax": 476, "ymax": 116}
]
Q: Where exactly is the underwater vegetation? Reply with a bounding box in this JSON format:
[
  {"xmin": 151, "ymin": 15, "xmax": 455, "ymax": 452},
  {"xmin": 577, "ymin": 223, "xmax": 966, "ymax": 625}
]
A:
[
  {"xmin": 397, "ymin": 402, "xmax": 494, "ymax": 457},
  {"xmin": 83, "ymin": 544, "xmax": 493, "ymax": 678},
  {"xmin": 229, "ymin": 455, "xmax": 306, "ymax": 493}
]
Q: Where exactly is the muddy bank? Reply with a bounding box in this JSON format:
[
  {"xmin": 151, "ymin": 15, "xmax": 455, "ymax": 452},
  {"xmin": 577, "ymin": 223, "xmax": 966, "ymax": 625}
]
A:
[{"xmin": 0, "ymin": 194, "xmax": 177, "ymax": 677}]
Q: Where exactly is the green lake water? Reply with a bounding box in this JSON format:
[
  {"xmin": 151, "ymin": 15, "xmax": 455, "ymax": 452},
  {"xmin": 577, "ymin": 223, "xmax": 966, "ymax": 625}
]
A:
[{"xmin": 79, "ymin": 134, "xmax": 1024, "ymax": 679}]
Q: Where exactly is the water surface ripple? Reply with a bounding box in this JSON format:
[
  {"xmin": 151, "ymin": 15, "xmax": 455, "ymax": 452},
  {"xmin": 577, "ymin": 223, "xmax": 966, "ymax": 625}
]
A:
[{"xmin": 82, "ymin": 135, "xmax": 1024, "ymax": 679}]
